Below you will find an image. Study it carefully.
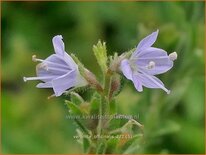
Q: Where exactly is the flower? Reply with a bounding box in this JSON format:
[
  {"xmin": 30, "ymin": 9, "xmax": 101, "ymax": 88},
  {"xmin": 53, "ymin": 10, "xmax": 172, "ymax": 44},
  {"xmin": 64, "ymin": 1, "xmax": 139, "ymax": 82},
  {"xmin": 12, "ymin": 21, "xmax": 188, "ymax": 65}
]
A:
[
  {"xmin": 120, "ymin": 30, "xmax": 177, "ymax": 94},
  {"xmin": 23, "ymin": 35, "xmax": 87, "ymax": 97}
]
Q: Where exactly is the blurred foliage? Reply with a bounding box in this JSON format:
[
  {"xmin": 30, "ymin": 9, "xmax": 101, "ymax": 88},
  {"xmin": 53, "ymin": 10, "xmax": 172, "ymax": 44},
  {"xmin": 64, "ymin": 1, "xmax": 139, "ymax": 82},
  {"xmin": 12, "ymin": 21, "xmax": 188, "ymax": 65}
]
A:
[{"xmin": 1, "ymin": 1, "xmax": 205, "ymax": 154}]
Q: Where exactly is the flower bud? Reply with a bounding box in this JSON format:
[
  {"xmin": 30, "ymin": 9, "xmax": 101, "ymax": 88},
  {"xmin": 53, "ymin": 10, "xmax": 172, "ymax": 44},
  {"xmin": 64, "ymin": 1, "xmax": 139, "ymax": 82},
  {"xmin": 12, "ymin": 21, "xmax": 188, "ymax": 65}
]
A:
[
  {"xmin": 83, "ymin": 69, "xmax": 103, "ymax": 93},
  {"xmin": 109, "ymin": 74, "xmax": 121, "ymax": 99}
]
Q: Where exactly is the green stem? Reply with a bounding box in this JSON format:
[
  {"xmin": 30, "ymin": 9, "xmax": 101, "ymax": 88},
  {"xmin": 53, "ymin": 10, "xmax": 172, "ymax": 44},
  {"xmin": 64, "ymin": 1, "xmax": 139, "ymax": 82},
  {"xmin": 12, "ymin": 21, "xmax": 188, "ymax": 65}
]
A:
[
  {"xmin": 97, "ymin": 96, "xmax": 103, "ymax": 136},
  {"xmin": 96, "ymin": 70, "xmax": 114, "ymax": 154},
  {"xmin": 97, "ymin": 70, "xmax": 112, "ymax": 139}
]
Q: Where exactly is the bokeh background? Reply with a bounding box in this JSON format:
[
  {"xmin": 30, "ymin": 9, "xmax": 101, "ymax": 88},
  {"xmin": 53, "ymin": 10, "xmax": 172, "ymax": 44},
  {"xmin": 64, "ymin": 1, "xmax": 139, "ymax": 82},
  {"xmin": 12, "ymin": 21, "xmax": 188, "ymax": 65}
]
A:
[{"xmin": 1, "ymin": 1, "xmax": 205, "ymax": 154}]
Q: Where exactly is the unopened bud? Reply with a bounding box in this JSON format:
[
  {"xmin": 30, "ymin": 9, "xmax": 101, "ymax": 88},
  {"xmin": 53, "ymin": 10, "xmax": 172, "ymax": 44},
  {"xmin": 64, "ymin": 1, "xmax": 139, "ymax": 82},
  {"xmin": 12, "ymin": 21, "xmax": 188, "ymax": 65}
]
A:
[
  {"xmin": 83, "ymin": 69, "xmax": 103, "ymax": 93},
  {"xmin": 109, "ymin": 74, "xmax": 121, "ymax": 99}
]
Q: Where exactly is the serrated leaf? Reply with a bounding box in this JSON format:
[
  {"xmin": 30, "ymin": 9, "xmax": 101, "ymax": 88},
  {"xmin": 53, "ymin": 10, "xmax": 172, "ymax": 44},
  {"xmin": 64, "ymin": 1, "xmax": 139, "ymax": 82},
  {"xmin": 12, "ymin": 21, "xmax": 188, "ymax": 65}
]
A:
[
  {"xmin": 70, "ymin": 92, "xmax": 84, "ymax": 105},
  {"xmin": 93, "ymin": 40, "xmax": 108, "ymax": 73}
]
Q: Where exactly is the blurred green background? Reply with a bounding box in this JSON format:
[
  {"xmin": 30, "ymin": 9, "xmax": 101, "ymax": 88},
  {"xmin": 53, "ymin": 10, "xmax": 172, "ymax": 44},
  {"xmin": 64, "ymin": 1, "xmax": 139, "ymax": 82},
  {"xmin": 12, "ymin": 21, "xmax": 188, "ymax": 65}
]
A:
[{"xmin": 1, "ymin": 1, "xmax": 205, "ymax": 154}]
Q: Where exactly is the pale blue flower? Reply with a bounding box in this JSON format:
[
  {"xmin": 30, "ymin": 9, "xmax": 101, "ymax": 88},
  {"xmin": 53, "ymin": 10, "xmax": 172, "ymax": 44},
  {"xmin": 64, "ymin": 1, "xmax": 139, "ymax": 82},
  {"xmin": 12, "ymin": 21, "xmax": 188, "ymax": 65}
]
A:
[
  {"xmin": 120, "ymin": 30, "xmax": 177, "ymax": 94},
  {"xmin": 23, "ymin": 35, "xmax": 87, "ymax": 96}
]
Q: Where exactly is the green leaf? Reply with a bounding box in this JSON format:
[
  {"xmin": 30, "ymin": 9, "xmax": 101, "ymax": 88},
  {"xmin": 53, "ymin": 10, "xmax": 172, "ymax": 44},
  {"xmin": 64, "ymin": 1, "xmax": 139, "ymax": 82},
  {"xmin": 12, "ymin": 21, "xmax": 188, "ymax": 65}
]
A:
[
  {"xmin": 108, "ymin": 116, "xmax": 121, "ymax": 131},
  {"xmin": 120, "ymin": 134, "xmax": 142, "ymax": 154},
  {"xmin": 83, "ymin": 137, "xmax": 90, "ymax": 153},
  {"xmin": 74, "ymin": 119, "xmax": 90, "ymax": 136},
  {"xmin": 70, "ymin": 92, "xmax": 84, "ymax": 105},
  {"xmin": 105, "ymin": 138, "xmax": 119, "ymax": 153},
  {"xmin": 109, "ymin": 99, "xmax": 116, "ymax": 115},
  {"xmin": 65, "ymin": 100, "xmax": 83, "ymax": 116},
  {"xmin": 93, "ymin": 40, "xmax": 108, "ymax": 73},
  {"xmin": 153, "ymin": 120, "xmax": 180, "ymax": 137},
  {"xmin": 96, "ymin": 142, "xmax": 107, "ymax": 154},
  {"xmin": 90, "ymin": 93, "xmax": 101, "ymax": 115}
]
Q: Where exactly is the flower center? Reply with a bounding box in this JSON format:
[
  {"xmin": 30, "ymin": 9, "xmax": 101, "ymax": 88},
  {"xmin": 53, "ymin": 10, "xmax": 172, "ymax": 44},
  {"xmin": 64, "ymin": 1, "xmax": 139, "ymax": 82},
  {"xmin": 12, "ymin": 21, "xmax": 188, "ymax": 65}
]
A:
[
  {"xmin": 129, "ymin": 60, "xmax": 138, "ymax": 72},
  {"xmin": 147, "ymin": 61, "xmax": 155, "ymax": 69},
  {"xmin": 129, "ymin": 59, "xmax": 156, "ymax": 73}
]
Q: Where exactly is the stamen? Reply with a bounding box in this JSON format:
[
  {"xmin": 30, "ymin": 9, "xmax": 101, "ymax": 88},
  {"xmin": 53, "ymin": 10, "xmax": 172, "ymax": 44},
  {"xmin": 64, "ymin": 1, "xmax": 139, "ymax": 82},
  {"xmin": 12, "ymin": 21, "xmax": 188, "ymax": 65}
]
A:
[
  {"xmin": 34, "ymin": 57, "xmax": 69, "ymax": 69},
  {"xmin": 37, "ymin": 63, "xmax": 49, "ymax": 71},
  {"xmin": 140, "ymin": 71, "xmax": 171, "ymax": 94},
  {"xmin": 46, "ymin": 66, "xmax": 69, "ymax": 73},
  {"xmin": 131, "ymin": 56, "xmax": 169, "ymax": 61},
  {"xmin": 147, "ymin": 61, "xmax": 155, "ymax": 69},
  {"xmin": 47, "ymin": 94, "xmax": 56, "ymax": 99},
  {"xmin": 169, "ymin": 52, "xmax": 177, "ymax": 61},
  {"xmin": 32, "ymin": 55, "xmax": 37, "ymax": 62},
  {"xmin": 23, "ymin": 76, "xmax": 55, "ymax": 82},
  {"xmin": 44, "ymin": 65, "xmax": 49, "ymax": 71},
  {"xmin": 166, "ymin": 90, "xmax": 171, "ymax": 94},
  {"xmin": 23, "ymin": 77, "xmax": 27, "ymax": 82},
  {"xmin": 37, "ymin": 63, "xmax": 69, "ymax": 73}
]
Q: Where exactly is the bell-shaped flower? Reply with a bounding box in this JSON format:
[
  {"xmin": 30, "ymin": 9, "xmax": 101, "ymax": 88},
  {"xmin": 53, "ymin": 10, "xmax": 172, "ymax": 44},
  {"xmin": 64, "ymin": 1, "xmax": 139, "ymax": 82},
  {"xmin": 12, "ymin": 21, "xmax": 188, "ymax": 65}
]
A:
[
  {"xmin": 120, "ymin": 30, "xmax": 177, "ymax": 94},
  {"xmin": 23, "ymin": 35, "xmax": 87, "ymax": 96}
]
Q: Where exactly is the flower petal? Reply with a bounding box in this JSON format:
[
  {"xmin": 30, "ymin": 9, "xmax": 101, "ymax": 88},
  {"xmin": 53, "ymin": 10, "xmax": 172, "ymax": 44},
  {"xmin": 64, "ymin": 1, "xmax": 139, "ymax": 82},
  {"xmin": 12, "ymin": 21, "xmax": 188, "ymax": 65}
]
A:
[
  {"xmin": 52, "ymin": 70, "xmax": 77, "ymax": 96},
  {"xmin": 134, "ymin": 47, "xmax": 173, "ymax": 75},
  {"xmin": 52, "ymin": 35, "xmax": 65, "ymax": 56},
  {"xmin": 45, "ymin": 54, "xmax": 70, "ymax": 69},
  {"xmin": 36, "ymin": 82, "xmax": 52, "ymax": 88},
  {"xmin": 52, "ymin": 35, "xmax": 78, "ymax": 71},
  {"xmin": 36, "ymin": 65, "xmax": 66, "ymax": 83},
  {"xmin": 75, "ymin": 71, "xmax": 88, "ymax": 87},
  {"xmin": 63, "ymin": 52, "xmax": 78, "ymax": 69},
  {"xmin": 132, "ymin": 30, "xmax": 159, "ymax": 58},
  {"xmin": 135, "ymin": 72, "xmax": 170, "ymax": 94},
  {"xmin": 120, "ymin": 59, "xmax": 133, "ymax": 80},
  {"xmin": 132, "ymin": 74, "xmax": 143, "ymax": 92}
]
